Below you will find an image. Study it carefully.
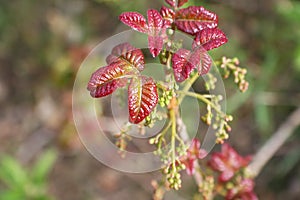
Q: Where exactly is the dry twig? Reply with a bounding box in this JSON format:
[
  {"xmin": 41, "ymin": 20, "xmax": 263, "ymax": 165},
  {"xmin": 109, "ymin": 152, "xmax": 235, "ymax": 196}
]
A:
[{"xmin": 248, "ymin": 107, "xmax": 300, "ymax": 177}]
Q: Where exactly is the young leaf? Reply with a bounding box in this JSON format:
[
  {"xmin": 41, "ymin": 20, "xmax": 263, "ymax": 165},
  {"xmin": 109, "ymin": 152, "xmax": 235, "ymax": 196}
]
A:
[
  {"xmin": 119, "ymin": 10, "xmax": 165, "ymax": 57},
  {"xmin": 208, "ymin": 143, "xmax": 251, "ymax": 182},
  {"xmin": 88, "ymin": 43, "xmax": 145, "ymax": 98},
  {"xmin": 147, "ymin": 9, "xmax": 164, "ymax": 57},
  {"xmin": 193, "ymin": 47, "xmax": 212, "ymax": 75},
  {"xmin": 178, "ymin": 0, "xmax": 189, "ymax": 7},
  {"xmin": 165, "ymin": 0, "xmax": 176, "ymax": 7},
  {"xmin": 148, "ymin": 9, "xmax": 164, "ymax": 30},
  {"xmin": 165, "ymin": 0, "xmax": 188, "ymax": 8},
  {"xmin": 175, "ymin": 6, "xmax": 218, "ymax": 35},
  {"xmin": 87, "ymin": 62, "xmax": 132, "ymax": 98},
  {"xmin": 148, "ymin": 35, "xmax": 164, "ymax": 58},
  {"xmin": 119, "ymin": 12, "xmax": 148, "ymax": 33},
  {"xmin": 172, "ymin": 48, "xmax": 196, "ymax": 82},
  {"xmin": 106, "ymin": 42, "xmax": 135, "ymax": 64},
  {"xmin": 193, "ymin": 28, "xmax": 228, "ymax": 51},
  {"xmin": 106, "ymin": 42, "xmax": 145, "ymax": 71},
  {"xmin": 128, "ymin": 76, "xmax": 158, "ymax": 124},
  {"xmin": 160, "ymin": 6, "xmax": 175, "ymax": 28},
  {"xmin": 172, "ymin": 47, "xmax": 212, "ymax": 82}
]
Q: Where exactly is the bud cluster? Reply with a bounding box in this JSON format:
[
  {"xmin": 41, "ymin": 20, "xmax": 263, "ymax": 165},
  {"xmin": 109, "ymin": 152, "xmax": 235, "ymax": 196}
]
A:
[
  {"xmin": 144, "ymin": 108, "xmax": 165, "ymax": 128},
  {"xmin": 114, "ymin": 128, "xmax": 132, "ymax": 158},
  {"xmin": 205, "ymin": 72, "xmax": 218, "ymax": 91},
  {"xmin": 201, "ymin": 95, "xmax": 233, "ymax": 144},
  {"xmin": 163, "ymin": 163, "xmax": 184, "ymax": 190},
  {"xmin": 158, "ymin": 89, "xmax": 174, "ymax": 108},
  {"xmin": 219, "ymin": 57, "xmax": 249, "ymax": 92},
  {"xmin": 198, "ymin": 175, "xmax": 214, "ymax": 200}
]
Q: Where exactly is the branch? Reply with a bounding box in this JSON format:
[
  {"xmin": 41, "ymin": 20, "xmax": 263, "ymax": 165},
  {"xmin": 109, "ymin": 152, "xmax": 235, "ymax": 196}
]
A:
[
  {"xmin": 248, "ymin": 107, "xmax": 300, "ymax": 177},
  {"xmin": 177, "ymin": 90, "xmax": 226, "ymax": 117},
  {"xmin": 176, "ymin": 114, "xmax": 203, "ymax": 186}
]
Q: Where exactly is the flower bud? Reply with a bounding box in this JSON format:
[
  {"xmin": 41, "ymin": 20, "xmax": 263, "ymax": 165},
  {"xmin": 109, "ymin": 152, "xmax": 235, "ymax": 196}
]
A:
[{"xmin": 149, "ymin": 138, "xmax": 156, "ymax": 144}]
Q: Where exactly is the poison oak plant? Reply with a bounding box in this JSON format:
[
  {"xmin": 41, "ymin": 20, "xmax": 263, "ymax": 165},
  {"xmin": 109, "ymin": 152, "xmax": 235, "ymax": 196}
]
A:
[{"xmin": 87, "ymin": 0, "xmax": 256, "ymax": 199}]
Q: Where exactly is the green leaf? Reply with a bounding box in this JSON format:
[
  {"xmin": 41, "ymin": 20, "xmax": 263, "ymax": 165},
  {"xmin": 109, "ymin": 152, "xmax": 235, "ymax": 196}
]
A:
[
  {"xmin": 31, "ymin": 149, "xmax": 57, "ymax": 184},
  {"xmin": 0, "ymin": 190, "xmax": 25, "ymax": 200},
  {"xmin": 255, "ymin": 104, "xmax": 272, "ymax": 135},
  {"xmin": 0, "ymin": 156, "xmax": 28, "ymax": 188}
]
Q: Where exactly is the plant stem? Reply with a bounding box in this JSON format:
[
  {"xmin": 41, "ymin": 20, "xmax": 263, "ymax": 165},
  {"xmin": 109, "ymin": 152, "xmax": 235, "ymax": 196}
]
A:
[
  {"xmin": 177, "ymin": 73, "xmax": 199, "ymax": 105},
  {"xmin": 156, "ymin": 121, "xmax": 171, "ymax": 149},
  {"xmin": 177, "ymin": 90, "xmax": 226, "ymax": 117},
  {"xmin": 159, "ymin": 121, "xmax": 172, "ymax": 137},
  {"xmin": 170, "ymin": 105, "xmax": 177, "ymax": 172},
  {"xmin": 248, "ymin": 107, "xmax": 300, "ymax": 177}
]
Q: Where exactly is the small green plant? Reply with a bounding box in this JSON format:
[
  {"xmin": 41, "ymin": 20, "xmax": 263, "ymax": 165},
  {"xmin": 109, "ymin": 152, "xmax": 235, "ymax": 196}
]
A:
[{"xmin": 0, "ymin": 150, "xmax": 57, "ymax": 200}]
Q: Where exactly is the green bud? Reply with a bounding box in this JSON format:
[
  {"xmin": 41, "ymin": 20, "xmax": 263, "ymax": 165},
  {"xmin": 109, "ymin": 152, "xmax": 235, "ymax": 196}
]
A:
[
  {"xmin": 173, "ymin": 183, "xmax": 179, "ymax": 190},
  {"xmin": 225, "ymin": 124, "xmax": 232, "ymax": 132},
  {"xmin": 165, "ymin": 99, "xmax": 170, "ymax": 106},
  {"xmin": 177, "ymin": 179, "xmax": 182, "ymax": 185},
  {"xmin": 226, "ymin": 115, "xmax": 233, "ymax": 122},
  {"xmin": 168, "ymin": 29, "xmax": 174, "ymax": 35},
  {"xmin": 149, "ymin": 138, "xmax": 156, "ymax": 144},
  {"xmin": 181, "ymin": 164, "xmax": 186, "ymax": 170},
  {"xmin": 212, "ymin": 124, "xmax": 218, "ymax": 130},
  {"xmin": 159, "ymin": 102, "xmax": 165, "ymax": 107},
  {"xmin": 168, "ymin": 178, "xmax": 174, "ymax": 184}
]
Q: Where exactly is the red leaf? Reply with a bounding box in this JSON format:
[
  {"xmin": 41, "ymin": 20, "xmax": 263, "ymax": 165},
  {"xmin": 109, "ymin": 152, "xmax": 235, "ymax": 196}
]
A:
[
  {"xmin": 175, "ymin": 6, "xmax": 218, "ymax": 35},
  {"xmin": 226, "ymin": 179, "xmax": 258, "ymax": 200},
  {"xmin": 119, "ymin": 12, "xmax": 148, "ymax": 33},
  {"xmin": 106, "ymin": 43, "xmax": 135, "ymax": 64},
  {"xmin": 165, "ymin": 0, "xmax": 176, "ymax": 7},
  {"xmin": 193, "ymin": 28, "xmax": 228, "ymax": 51},
  {"xmin": 148, "ymin": 36, "xmax": 164, "ymax": 58},
  {"xmin": 172, "ymin": 47, "xmax": 212, "ymax": 82},
  {"xmin": 181, "ymin": 157, "xmax": 196, "ymax": 175},
  {"xmin": 106, "ymin": 42, "xmax": 145, "ymax": 71},
  {"xmin": 147, "ymin": 9, "xmax": 164, "ymax": 57},
  {"xmin": 208, "ymin": 143, "xmax": 252, "ymax": 182},
  {"xmin": 220, "ymin": 170, "xmax": 235, "ymax": 182},
  {"xmin": 187, "ymin": 139, "xmax": 207, "ymax": 159},
  {"xmin": 178, "ymin": 0, "xmax": 188, "ymax": 7},
  {"xmin": 87, "ymin": 63, "xmax": 129, "ymax": 98},
  {"xmin": 165, "ymin": 0, "xmax": 188, "ymax": 8},
  {"xmin": 148, "ymin": 9, "xmax": 163, "ymax": 30},
  {"xmin": 193, "ymin": 47, "xmax": 212, "ymax": 75},
  {"xmin": 172, "ymin": 48, "xmax": 195, "ymax": 82},
  {"xmin": 128, "ymin": 76, "xmax": 158, "ymax": 124},
  {"xmin": 119, "ymin": 10, "xmax": 164, "ymax": 57},
  {"xmin": 160, "ymin": 6, "xmax": 175, "ymax": 28},
  {"xmin": 88, "ymin": 42, "xmax": 144, "ymax": 98}
]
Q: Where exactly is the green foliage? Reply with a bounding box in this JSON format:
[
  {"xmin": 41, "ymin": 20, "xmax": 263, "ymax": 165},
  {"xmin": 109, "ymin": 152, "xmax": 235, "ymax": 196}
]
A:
[
  {"xmin": 276, "ymin": 0, "xmax": 300, "ymax": 73},
  {"xmin": 0, "ymin": 150, "xmax": 57, "ymax": 200}
]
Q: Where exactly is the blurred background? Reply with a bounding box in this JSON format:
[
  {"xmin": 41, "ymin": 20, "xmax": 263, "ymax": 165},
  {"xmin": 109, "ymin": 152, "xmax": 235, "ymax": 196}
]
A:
[{"xmin": 0, "ymin": 0, "xmax": 300, "ymax": 199}]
